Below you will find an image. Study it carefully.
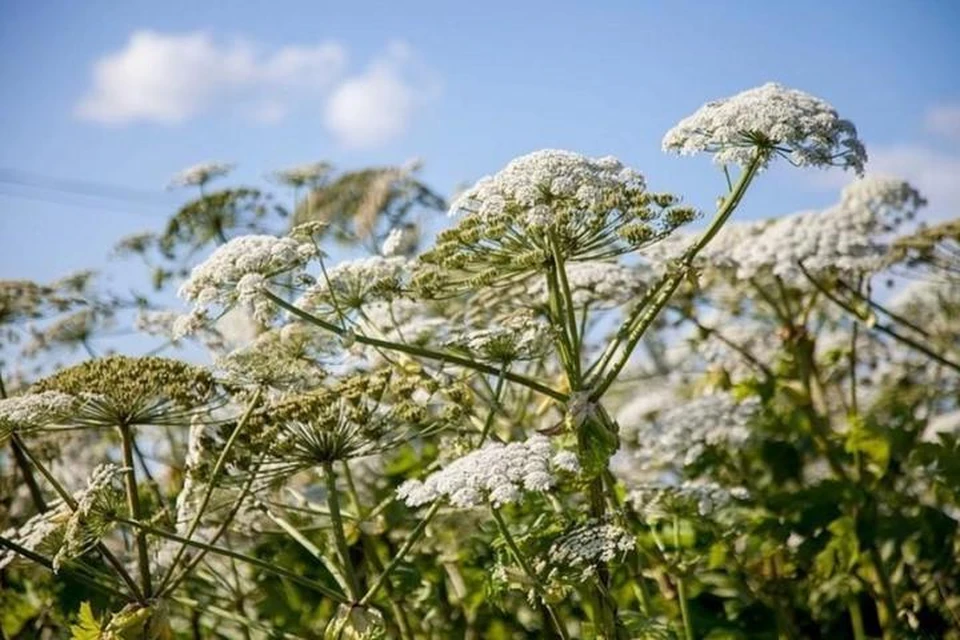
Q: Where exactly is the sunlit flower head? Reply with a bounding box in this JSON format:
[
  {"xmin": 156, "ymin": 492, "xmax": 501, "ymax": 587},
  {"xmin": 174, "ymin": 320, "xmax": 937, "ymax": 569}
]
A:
[{"xmin": 663, "ymin": 83, "xmax": 866, "ymax": 173}]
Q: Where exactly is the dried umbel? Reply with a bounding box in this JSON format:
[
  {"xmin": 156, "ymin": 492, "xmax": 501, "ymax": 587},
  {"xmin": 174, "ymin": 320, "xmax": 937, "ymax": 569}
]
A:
[
  {"xmin": 31, "ymin": 355, "xmax": 218, "ymax": 427},
  {"xmin": 168, "ymin": 161, "xmax": 235, "ymax": 189},
  {"xmin": 239, "ymin": 369, "xmax": 464, "ymax": 479},
  {"xmin": 663, "ymin": 82, "xmax": 866, "ymax": 173},
  {"xmin": 270, "ymin": 162, "xmax": 334, "ymax": 189},
  {"xmin": 415, "ymin": 150, "xmax": 696, "ymax": 295}
]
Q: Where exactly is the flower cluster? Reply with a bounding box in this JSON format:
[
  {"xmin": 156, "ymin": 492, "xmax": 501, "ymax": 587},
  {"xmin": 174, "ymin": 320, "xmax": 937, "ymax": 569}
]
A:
[
  {"xmin": 178, "ymin": 234, "xmax": 318, "ymax": 326},
  {"xmin": 621, "ymin": 392, "xmax": 760, "ymax": 473},
  {"xmin": 31, "ymin": 356, "xmax": 218, "ymax": 427},
  {"xmin": 270, "ymin": 162, "xmax": 333, "ymax": 188},
  {"xmin": 692, "ymin": 176, "xmax": 926, "ymax": 285},
  {"xmin": 445, "ymin": 312, "xmax": 552, "ymax": 363},
  {"xmin": 295, "ymin": 256, "xmax": 408, "ymax": 317},
  {"xmin": 169, "ymin": 161, "xmax": 235, "ymax": 188},
  {"xmin": 629, "ymin": 481, "xmax": 749, "ymax": 520},
  {"xmin": 0, "ymin": 391, "xmax": 79, "ymax": 439},
  {"xmin": 415, "ymin": 150, "xmax": 696, "ymax": 294},
  {"xmin": 662, "ymin": 82, "xmax": 866, "ymax": 172},
  {"xmin": 397, "ymin": 435, "xmax": 578, "ymax": 508},
  {"xmin": 216, "ymin": 323, "xmax": 332, "ymax": 390},
  {"xmin": 544, "ymin": 520, "xmax": 635, "ymax": 581},
  {"xmin": 53, "ymin": 463, "xmax": 124, "ymax": 571}
]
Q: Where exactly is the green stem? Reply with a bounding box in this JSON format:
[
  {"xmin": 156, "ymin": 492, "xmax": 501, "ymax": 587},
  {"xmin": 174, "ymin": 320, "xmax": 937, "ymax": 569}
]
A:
[
  {"xmin": 360, "ymin": 501, "xmax": 441, "ymax": 606},
  {"xmin": 173, "ymin": 596, "xmax": 306, "ymax": 640},
  {"xmin": 324, "ymin": 462, "xmax": 361, "ymax": 601},
  {"xmin": 164, "ymin": 449, "xmax": 270, "ymax": 594},
  {"xmin": 868, "ymin": 543, "xmax": 899, "ymax": 638},
  {"xmin": 261, "ymin": 506, "xmax": 353, "ymax": 596},
  {"xmin": 674, "ymin": 516, "xmax": 695, "ymax": 640},
  {"xmin": 10, "ymin": 433, "xmax": 143, "ymax": 601},
  {"xmin": 119, "ymin": 517, "xmax": 347, "ymax": 602},
  {"xmin": 479, "ymin": 367, "xmax": 508, "ymax": 445},
  {"xmin": 119, "ymin": 422, "xmax": 152, "ymax": 598},
  {"xmin": 158, "ymin": 387, "xmax": 262, "ymax": 593},
  {"xmin": 589, "ymin": 153, "xmax": 763, "ymax": 399},
  {"xmin": 849, "ymin": 599, "xmax": 866, "ymax": 640},
  {"xmin": 490, "ymin": 507, "xmax": 570, "ymax": 640},
  {"xmin": 0, "ymin": 534, "xmax": 129, "ymax": 600},
  {"xmin": 264, "ymin": 291, "xmax": 566, "ymax": 401}
]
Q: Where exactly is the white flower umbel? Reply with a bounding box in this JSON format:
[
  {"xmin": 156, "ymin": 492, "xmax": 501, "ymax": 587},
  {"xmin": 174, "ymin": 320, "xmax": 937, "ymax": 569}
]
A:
[
  {"xmin": 0, "ymin": 502, "xmax": 70, "ymax": 570},
  {"xmin": 697, "ymin": 176, "xmax": 925, "ymax": 285},
  {"xmin": 629, "ymin": 480, "xmax": 749, "ymax": 521},
  {"xmin": 178, "ymin": 234, "xmax": 317, "ymax": 325},
  {"xmin": 663, "ymin": 83, "xmax": 866, "ymax": 173},
  {"xmin": 446, "ymin": 313, "xmax": 552, "ymax": 363},
  {"xmin": 216, "ymin": 323, "xmax": 331, "ymax": 390},
  {"xmin": 546, "ymin": 520, "xmax": 635, "ymax": 581},
  {"xmin": 270, "ymin": 162, "xmax": 333, "ymax": 188},
  {"xmin": 397, "ymin": 435, "xmax": 578, "ymax": 509},
  {"xmin": 0, "ymin": 391, "xmax": 79, "ymax": 439},
  {"xmin": 416, "ymin": 150, "xmax": 695, "ymax": 294},
  {"xmin": 169, "ymin": 162, "xmax": 235, "ymax": 189},
  {"xmin": 296, "ymin": 256, "xmax": 408, "ymax": 317},
  {"xmin": 624, "ymin": 392, "xmax": 760, "ymax": 473}
]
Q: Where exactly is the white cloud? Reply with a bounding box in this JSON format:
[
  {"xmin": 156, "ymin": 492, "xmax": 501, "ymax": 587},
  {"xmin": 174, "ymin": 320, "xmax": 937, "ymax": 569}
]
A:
[
  {"xmin": 76, "ymin": 31, "xmax": 346, "ymax": 125},
  {"xmin": 324, "ymin": 41, "xmax": 437, "ymax": 148},
  {"xmin": 925, "ymin": 104, "xmax": 960, "ymax": 141}
]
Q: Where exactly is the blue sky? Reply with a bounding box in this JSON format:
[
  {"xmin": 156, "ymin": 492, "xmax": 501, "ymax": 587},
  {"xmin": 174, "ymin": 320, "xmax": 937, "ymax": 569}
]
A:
[{"xmin": 1, "ymin": 0, "xmax": 958, "ymax": 287}]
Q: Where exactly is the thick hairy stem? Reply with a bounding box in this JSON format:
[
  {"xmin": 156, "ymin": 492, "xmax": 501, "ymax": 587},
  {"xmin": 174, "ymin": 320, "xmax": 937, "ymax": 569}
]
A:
[
  {"xmin": 158, "ymin": 387, "xmax": 263, "ymax": 593},
  {"xmin": 119, "ymin": 422, "xmax": 152, "ymax": 598},
  {"xmin": 490, "ymin": 507, "xmax": 570, "ymax": 640},
  {"xmin": 264, "ymin": 291, "xmax": 567, "ymax": 401},
  {"xmin": 589, "ymin": 153, "xmax": 764, "ymax": 399},
  {"xmin": 324, "ymin": 462, "xmax": 361, "ymax": 601}
]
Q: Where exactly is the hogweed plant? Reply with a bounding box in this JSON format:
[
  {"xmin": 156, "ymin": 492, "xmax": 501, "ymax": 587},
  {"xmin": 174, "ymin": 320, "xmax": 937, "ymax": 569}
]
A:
[{"xmin": 1, "ymin": 83, "xmax": 959, "ymax": 640}]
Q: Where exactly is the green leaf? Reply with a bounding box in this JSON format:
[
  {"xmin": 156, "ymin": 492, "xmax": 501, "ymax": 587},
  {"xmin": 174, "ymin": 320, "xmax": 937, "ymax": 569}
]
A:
[{"xmin": 70, "ymin": 602, "xmax": 103, "ymax": 640}]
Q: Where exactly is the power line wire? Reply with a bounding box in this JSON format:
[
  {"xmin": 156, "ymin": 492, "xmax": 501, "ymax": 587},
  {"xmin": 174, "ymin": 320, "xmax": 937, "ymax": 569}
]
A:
[{"xmin": 0, "ymin": 168, "xmax": 176, "ymax": 206}]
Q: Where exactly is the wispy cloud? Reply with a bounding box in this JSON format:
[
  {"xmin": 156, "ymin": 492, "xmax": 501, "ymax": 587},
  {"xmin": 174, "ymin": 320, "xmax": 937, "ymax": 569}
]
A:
[
  {"xmin": 324, "ymin": 42, "xmax": 437, "ymax": 149},
  {"xmin": 76, "ymin": 31, "xmax": 346, "ymax": 125},
  {"xmin": 76, "ymin": 32, "xmax": 437, "ymax": 148}
]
